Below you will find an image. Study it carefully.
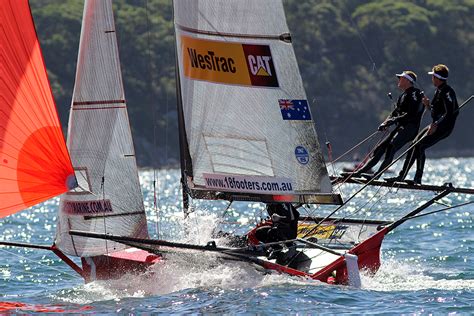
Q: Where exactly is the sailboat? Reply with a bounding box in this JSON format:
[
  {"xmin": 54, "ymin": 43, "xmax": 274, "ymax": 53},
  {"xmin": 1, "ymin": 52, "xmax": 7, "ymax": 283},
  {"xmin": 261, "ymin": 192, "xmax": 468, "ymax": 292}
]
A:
[
  {"xmin": 170, "ymin": 0, "xmax": 384, "ymax": 285},
  {"xmin": 2, "ymin": 0, "xmax": 473, "ymax": 287},
  {"xmin": 54, "ymin": 0, "xmax": 162, "ymax": 281},
  {"xmin": 76, "ymin": 0, "xmax": 473, "ymax": 286},
  {"xmin": 70, "ymin": 0, "xmax": 416, "ymax": 286},
  {"xmin": 1, "ymin": 0, "xmax": 161, "ymax": 282}
]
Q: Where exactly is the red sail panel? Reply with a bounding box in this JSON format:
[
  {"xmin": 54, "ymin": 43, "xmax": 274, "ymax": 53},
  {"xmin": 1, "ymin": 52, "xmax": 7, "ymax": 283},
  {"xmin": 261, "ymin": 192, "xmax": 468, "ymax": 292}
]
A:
[{"xmin": 0, "ymin": 0, "xmax": 75, "ymax": 217}]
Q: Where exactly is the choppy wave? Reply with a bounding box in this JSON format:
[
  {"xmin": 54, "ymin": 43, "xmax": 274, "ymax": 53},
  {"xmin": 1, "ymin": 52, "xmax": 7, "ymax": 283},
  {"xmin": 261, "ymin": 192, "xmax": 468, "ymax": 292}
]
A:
[{"xmin": 1, "ymin": 158, "xmax": 473, "ymax": 313}]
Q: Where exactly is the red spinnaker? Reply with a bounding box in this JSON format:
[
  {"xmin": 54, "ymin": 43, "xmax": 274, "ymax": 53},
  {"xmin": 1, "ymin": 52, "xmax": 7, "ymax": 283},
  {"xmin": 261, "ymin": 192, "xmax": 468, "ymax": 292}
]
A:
[{"xmin": 0, "ymin": 0, "xmax": 75, "ymax": 217}]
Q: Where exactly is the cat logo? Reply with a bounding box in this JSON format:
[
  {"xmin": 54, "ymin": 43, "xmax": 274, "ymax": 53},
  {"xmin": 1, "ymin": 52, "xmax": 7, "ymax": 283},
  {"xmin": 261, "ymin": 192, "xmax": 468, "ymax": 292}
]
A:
[
  {"xmin": 248, "ymin": 55, "xmax": 273, "ymax": 76},
  {"xmin": 243, "ymin": 44, "xmax": 279, "ymax": 87},
  {"xmin": 181, "ymin": 34, "xmax": 279, "ymax": 87}
]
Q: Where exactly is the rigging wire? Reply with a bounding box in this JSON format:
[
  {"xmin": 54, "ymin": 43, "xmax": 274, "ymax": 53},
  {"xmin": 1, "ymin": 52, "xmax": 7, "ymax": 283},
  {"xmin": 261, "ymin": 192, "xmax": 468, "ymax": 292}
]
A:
[
  {"xmin": 345, "ymin": 8, "xmax": 378, "ymax": 74},
  {"xmin": 100, "ymin": 176, "xmax": 109, "ymax": 256},
  {"xmin": 333, "ymin": 5, "xmax": 400, "ymax": 173},
  {"xmin": 318, "ymin": 4, "xmax": 390, "ymax": 182},
  {"xmin": 211, "ymin": 200, "xmax": 234, "ymax": 236},
  {"xmin": 330, "ymin": 130, "xmax": 380, "ymax": 164},
  {"xmin": 332, "ymin": 129, "xmax": 389, "ymax": 187},
  {"xmin": 0, "ymin": 248, "xmax": 80, "ymax": 279},
  {"xmin": 315, "ymin": 5, "xmax": 474, "ymax": 238},
  {"xmin": 144, "ymin": 0, "xmax": 161, "ymax": 238},
  {"xmin": 311, "ymin": 98, "xmax": 333, "ymax": 169},
  {"xmin": 302, "ymin": 129, "xmax": 434, "ymax": 239},
  {"xmin": 401, "ymin": 200, "xmax": 473, "ymax": 221},
  {"xmin": 324, "ymin": 181, "xmax": 390, "ymax": 243},
  {"xmin": 311, "ymin": 98, "xmax": 346, "ymax": 200}
]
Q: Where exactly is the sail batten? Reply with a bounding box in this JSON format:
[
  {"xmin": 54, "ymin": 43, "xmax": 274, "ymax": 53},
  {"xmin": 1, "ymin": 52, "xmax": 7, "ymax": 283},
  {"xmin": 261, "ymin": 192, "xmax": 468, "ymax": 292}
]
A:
[
  {"xmin": 174, "ymin": 0, "xmax": 340, "ymax": 204},
  {"xmin": 73, "ymin": 100, "xmax": 126, "ymax": 106},
  {"xmin": 176, "ymin": 24, "xmax": 291, "ymax": 42}
]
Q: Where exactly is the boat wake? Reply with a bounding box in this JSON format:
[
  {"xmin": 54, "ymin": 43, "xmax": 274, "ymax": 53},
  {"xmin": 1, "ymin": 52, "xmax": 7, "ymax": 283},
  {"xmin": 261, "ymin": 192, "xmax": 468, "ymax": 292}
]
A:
[
  {"xmin": 54, "ymin": 212, "xmax": 320, "ymax": 303},
  {"xmin": 55, "ymin": 258, "xmax": 320, "ymax": 304},
  {"xmin": 54, "ymin": 254, "xmax": 472, "ymax": 304},
  {"xmin": 53, "ymin": 211, "xmax": 472, "ymax": 304},
  {"xmin": 361, "ymin": 259, "xmax": 474, "ymax": 291}
]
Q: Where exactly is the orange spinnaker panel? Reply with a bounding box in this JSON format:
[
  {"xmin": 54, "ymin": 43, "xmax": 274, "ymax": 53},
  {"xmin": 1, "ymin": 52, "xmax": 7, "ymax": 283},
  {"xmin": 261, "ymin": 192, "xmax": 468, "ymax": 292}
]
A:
[
  {"xmin": 0, "ymin": 301, "xmax": 93, "ymax": 313},
  {"xmin": 0, "ymin": 0, "xmax": 75, "ymax": 217}
]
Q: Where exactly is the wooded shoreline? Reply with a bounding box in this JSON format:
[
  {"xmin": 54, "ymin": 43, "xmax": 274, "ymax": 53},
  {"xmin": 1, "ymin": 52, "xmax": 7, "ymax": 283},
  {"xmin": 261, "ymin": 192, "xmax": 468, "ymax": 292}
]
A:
[{"xmin": 32, "ymin": 0, "xmax": 474, "ymax": 167}]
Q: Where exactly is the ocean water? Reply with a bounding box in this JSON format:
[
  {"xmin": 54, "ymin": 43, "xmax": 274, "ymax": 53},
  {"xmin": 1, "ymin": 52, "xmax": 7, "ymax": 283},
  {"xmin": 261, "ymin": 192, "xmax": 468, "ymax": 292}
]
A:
[{"xmin": 1, "ymin": 157, "xmax": 473, "ymax": 314}]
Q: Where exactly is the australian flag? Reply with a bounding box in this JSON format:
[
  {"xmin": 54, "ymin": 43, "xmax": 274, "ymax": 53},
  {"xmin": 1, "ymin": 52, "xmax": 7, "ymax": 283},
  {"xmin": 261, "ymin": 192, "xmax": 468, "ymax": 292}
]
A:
[{"xmin": 278, "ymin": 99, "xmax": 312, "ymax": 121}]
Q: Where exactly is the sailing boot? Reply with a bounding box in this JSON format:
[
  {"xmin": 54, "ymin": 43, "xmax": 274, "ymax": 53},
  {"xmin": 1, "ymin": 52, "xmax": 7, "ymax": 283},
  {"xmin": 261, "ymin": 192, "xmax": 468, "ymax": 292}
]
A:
[
  {"xmin": 360, "ymin": 173, "xmax": 376, "ymax": 180},
  {"xmin": 384, "ymin": 175, "xmax": 403, "ymax": 183},
  {"xmin": 413, "ymin": 172, "xmax": 423, "ymax": 185}
]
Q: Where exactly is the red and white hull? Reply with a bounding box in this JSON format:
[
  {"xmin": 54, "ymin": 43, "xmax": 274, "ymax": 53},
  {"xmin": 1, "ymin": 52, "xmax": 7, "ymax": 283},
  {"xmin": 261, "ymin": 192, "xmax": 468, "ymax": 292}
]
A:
[
  {"xmin": 80, "ymin": 248, "xmax": 163, "ymax": 282},
  {"xmin": 60, "ymin": 219, "xmax": 389, "ymax": 285}
]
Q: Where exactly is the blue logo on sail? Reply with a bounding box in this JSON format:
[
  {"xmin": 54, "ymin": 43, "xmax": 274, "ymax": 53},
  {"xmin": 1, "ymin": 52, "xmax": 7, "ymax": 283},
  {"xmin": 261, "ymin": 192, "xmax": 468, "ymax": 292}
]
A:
[
  {"xmin": 279, "ymin": 99, "xmax": 311, "ymax": 120},
  {"xmin": 295, "ymin": 146, "xmax": 309, "ymax": 165}
]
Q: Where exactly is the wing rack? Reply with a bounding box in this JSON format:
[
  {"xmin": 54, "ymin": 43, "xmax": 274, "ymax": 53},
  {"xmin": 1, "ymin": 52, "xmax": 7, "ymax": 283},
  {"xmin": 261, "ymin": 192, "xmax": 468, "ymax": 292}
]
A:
[{"xmin": 330, "ymin": 176, "xmax": 474, "ymax": 195}]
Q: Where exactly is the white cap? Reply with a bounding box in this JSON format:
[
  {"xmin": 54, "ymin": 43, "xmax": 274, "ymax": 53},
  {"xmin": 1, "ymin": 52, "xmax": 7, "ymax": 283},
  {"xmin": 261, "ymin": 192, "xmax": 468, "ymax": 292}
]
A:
[
  {"xmin": 396, "ymin": 72, "xmax": 416, "ymax": 83},
  {"xmin": 428, "ymin": 71, "xmax": 447, "ymax": 80}
]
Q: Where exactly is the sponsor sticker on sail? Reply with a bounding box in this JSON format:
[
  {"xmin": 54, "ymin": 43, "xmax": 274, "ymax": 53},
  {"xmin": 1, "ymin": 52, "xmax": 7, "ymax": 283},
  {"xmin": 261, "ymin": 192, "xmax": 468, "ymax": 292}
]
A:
[
  {"xmin": 63, "ymin": 200, "xmax": 113, "ymax": 215},
  {"xmin": 279, "ymin": 99, "xmax": 312, "ymax": 120},
  {"xmin": 295, "ymin": 146, "xmax": 309, "ymax": 165},
  {"xmin": 203, "ymin": 173, "xmax": 293, "ymax": 194},
  {"xmin": 181, "ymin": 35, "xmax": 279, "ymax": 87}
]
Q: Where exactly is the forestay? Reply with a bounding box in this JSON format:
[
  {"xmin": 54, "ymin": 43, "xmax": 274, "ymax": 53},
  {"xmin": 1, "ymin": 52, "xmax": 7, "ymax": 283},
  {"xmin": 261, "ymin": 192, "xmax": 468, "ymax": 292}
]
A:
[
  {"xmin": 0, "ymin": 0, "xmax": 76, "ymax": 218},
  {"xmin": 55, "ymin": 0, "xmax": 148, "ymax": 257},
  {"xmin": 174, "ymin": 0, "xmax": 341, "ymax": 204}
]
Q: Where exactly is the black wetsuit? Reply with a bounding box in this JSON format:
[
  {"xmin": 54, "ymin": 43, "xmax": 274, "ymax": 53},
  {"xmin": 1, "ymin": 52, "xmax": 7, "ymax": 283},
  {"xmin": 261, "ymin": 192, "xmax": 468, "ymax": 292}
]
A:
[
  {"xmin": 357, "ymin": 87, "xmax": 424, "ymax": 176},
  {"xmin": 255, "ymin": 203, "xmax": 300, "ymax": 243},
  {"xmin": 397, "ymin": 82, "xmax": 458, "ymax": 182}
]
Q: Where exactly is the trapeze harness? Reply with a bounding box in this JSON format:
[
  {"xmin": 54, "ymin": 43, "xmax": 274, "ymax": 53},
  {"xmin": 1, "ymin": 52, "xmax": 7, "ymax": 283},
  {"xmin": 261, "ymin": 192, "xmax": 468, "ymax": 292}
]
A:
[
  {"xmin": 398, "ymin": 82, "xmax": 459, "ymax": 182},
  {"xmin": 357, "ymin": 86, "xmax": 424, "ymax": 175}
]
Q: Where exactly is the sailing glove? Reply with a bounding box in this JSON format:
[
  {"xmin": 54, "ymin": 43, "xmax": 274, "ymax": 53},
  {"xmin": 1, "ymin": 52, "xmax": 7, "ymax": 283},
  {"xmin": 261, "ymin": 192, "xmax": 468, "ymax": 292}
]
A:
[{"xmin": 271, "ymin": 213, "xmax": 285, "ymax": 222}]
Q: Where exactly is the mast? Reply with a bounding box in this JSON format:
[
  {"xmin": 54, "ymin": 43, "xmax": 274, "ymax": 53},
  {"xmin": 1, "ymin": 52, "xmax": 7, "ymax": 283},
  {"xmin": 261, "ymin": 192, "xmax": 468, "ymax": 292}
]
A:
[{"xmin": 174, "ymin": 39, "xmax": 193, "ymax": 213}]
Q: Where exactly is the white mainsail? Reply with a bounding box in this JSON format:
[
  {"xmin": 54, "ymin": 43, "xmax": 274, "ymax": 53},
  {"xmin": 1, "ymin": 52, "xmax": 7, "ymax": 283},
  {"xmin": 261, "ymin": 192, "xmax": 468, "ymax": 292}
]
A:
[
  {"xmin": 174, "ymin": 0, "xmax": 340, "ymax": 204},
  {"xmin": 55, "ymin": 0, "xmax": 148, "ymax": 257}
]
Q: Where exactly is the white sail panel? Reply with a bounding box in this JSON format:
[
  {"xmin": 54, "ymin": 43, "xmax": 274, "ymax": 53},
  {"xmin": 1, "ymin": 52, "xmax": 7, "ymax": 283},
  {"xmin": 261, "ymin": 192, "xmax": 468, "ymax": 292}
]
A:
[
  {"xmin": 56, "ymin": 0, "xmax": 148, "ymax": 257},
  {"xmin": 204, "ymin": 136, "xmax": 274, "ymax": 176},
  {"xmin": 174, "ymin": 0, "xmax": 334, "ymax": 199},
  {"xmin": 174, "ymin": 0, "xmax": 290, "ymax": 36}
]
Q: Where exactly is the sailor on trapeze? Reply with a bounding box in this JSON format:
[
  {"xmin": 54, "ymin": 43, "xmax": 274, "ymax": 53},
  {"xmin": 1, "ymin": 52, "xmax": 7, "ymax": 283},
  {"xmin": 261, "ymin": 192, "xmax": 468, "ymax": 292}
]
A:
[
  {"xmin": 385, "ymin": 64, "xmax": 459, "ymax": 184},
  {"xmin": 353, "ymin": 70, "xmax": 424, "ymax": 179}
]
